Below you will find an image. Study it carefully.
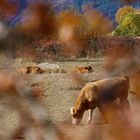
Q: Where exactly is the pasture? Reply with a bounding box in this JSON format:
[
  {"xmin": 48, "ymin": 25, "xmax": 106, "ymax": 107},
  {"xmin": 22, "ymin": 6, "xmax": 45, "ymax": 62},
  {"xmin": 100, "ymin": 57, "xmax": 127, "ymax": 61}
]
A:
[{"xmin": 0, "ymin": 56, "xmax": 139, "ymax": 140}]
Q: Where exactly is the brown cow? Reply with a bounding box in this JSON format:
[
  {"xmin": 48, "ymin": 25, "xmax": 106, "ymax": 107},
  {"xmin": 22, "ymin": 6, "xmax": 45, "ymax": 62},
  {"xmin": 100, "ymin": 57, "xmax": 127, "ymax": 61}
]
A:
[
  {"xmin": 19, "ymin": 66, "xmax": 45, "ymax": 74},
  {"xmin": 72, "ymin": 66, "xmax": 94, "ymax": 74},
  {"xmin": 70, "ymin": 76, "xmax": 130, "ymax": 125}
]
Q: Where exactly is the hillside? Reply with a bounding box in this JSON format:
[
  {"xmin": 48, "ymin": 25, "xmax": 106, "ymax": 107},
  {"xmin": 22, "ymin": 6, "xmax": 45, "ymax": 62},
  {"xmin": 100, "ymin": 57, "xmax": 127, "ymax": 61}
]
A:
[{"xmin": 8, "ymin": 0, "xmax": 140, "ymax": 26}]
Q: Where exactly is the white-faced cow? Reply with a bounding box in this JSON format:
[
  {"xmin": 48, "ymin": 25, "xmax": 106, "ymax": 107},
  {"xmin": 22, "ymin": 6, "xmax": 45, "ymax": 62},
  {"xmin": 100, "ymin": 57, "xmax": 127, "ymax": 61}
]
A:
[{"xmin": 70, "ymin": 76, "xmax": 130, "ymax": 125}]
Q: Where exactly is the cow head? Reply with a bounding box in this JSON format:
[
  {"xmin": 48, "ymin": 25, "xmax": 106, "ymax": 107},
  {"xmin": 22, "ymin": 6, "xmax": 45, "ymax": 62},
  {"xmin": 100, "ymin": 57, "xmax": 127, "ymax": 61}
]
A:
[
  {"xmin": 85, "ymin": 66, "xmax": 94, "ymax": 73},
  {"xmin": 36, "ymin": 67, "xmax": 45, "ymax": 74},
  {"xmin": 26, "ymin": 66, "xmax": 32, "ymax": 74},
  {"xmin": 70, "ymin": 107, "xmax": 84, "ymax": 125}
]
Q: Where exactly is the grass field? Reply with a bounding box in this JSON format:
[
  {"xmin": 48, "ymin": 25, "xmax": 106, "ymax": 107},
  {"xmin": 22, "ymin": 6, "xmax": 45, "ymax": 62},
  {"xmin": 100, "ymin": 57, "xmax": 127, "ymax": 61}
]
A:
[
  {"xmin": 15, "ymin": 58, "xmax": 104, "ymax": 123},
  {"xmin": 0, "ymin": 56, "xmax": 139, "ymax": 140}
]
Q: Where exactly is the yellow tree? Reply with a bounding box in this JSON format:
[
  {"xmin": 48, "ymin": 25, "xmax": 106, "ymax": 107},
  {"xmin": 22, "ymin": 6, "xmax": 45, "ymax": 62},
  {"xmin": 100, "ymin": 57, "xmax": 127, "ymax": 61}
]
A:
[
  {"xmin": 115, "ymin": 6, "xmax": 135, "ymax": 23},
  {"xmin": 83, "ymin": 8, "xmax": 113, "ymax": 37},
  {"xmin": 57, "ymin": 10, "xmax": 86, "ymax": 57}
]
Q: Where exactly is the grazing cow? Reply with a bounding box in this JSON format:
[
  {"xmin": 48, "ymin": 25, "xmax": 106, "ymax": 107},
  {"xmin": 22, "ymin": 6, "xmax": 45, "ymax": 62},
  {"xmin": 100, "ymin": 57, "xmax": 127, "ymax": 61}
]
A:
[
  {"xmin": 70, "ymin": 76, "xmax": 130, "ymax": 125},
  {"xmin": 19, "ymin": 66, "xmax": 45, "ymax": 74},
  {"xmin": 84, "ymin": 66, "xmax": 94, "ymax": 73},
  {"xmin": 72, "ymin": 66, "xmax": 94, "ymax": 74}
]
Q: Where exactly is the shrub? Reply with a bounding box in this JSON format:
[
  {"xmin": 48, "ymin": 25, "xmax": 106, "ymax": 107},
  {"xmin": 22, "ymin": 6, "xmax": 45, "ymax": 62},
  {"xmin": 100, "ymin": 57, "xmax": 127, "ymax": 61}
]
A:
[
  {"xmin": 114, "ymin": 13, "xmax": 140, "ymax": 37},
  {"xmin": 115, "ymin": 6, "xmax": 135, "ymax": 23}
]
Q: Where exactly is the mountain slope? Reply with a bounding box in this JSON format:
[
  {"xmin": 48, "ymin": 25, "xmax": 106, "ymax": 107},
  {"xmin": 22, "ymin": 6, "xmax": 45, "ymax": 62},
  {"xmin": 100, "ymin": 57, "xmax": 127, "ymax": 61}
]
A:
[{"xmin": 8, "ymin": 0, "xmax": 140, "ymax": 25}]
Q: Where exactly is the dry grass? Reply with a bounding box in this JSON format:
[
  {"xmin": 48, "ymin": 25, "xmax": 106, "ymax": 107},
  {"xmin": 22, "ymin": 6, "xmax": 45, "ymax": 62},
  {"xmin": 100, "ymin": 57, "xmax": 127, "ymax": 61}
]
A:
[{"xmin": 0, "ymin": 57, "xmax": 139, "ymax": 140}]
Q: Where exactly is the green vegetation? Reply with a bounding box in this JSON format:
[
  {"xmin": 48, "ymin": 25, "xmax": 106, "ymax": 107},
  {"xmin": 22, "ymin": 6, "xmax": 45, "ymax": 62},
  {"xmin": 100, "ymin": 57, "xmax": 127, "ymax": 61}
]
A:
[
  {"xmin": 115, "ymin": 6, "xmax": 135, "ymax": 23},
  {"xmin": 114, "ymin": 13, "xmax": 140, "ymax": 37}
]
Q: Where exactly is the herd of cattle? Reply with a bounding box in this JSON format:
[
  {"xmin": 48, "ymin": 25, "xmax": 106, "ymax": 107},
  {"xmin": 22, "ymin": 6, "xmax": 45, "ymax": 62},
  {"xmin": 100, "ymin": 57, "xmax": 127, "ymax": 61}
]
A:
[
  {"xmin": 15, "ymin": 63, "xmax": 135, "ymax": 125},
  {"xmin": 0, "ymin": 63, "xmax": 135, "ymax": 126},
  {"xmin": 17, "ymin": 64, "xmax": 94, "ymax": 74}
]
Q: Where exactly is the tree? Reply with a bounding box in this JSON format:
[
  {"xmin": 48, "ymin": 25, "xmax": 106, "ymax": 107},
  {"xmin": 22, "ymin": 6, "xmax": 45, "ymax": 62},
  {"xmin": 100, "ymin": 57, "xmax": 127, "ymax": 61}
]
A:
[
  {"xmin": 115, "ymin": 6, "xmax": 135, "ymax": 23},
  {"xmin": 114, "ymin": 13, "xmax": 140, "ymax": 37},
  {"xmin": 83, "ymin": 8, "xmax": 113, "ymax": 37}
]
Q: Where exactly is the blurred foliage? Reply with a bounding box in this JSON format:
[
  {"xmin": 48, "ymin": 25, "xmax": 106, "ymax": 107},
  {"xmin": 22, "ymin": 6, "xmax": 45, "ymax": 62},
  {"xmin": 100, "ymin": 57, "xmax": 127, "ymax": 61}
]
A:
[
  {"xmin": 57, "ymin": 7, "xmax": 113, "ymax": 38},
  {"xmin": 17, "ymin": 2, "xmax": 57, "ymax": 39},
  {"xmin": 57, "ymin": 10, "xmax": 83, "ymax": 30},
  {"xmin": 0, "ymin": 0, "xmax": 19, "ymax": 19},
  {"xmin": 114, "ymin": 13, "xmax": 140, "ymax": 37},
  {"xmin": 83, "ymin": 6, "xmax": 113, "ymax": 38},
  {"xmin": 56, "ymin": 8, "xmax": 113, "ymax": 58}
]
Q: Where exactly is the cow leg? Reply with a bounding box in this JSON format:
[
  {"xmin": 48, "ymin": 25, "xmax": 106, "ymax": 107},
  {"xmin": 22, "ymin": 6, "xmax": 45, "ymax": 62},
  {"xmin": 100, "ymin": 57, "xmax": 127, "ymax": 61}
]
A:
[
  {"xmin": 98, "ymin": 103, "xmax": 117, "ymax": 123},
  {"xmin": 87, "ymin": 109, "xmax": 93, "ymax": 124},
  {"xmin": 119, "ymin": 95, "xmax": 129, "ymax": 111},
  {"xmin": 99, "ymin": 106, "xmax": 109, "ymax": 123},
  {"xmin": 120, "ymin": 98, "xmax": 130, "ymax": 121}
]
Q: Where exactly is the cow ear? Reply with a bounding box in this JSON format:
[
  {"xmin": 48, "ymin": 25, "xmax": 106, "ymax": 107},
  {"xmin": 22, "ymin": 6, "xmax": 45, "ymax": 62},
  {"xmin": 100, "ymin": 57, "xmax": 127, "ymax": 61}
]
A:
[{"xmin": 70, "ymin": 107, "xmax": 75, "ymax": 115}]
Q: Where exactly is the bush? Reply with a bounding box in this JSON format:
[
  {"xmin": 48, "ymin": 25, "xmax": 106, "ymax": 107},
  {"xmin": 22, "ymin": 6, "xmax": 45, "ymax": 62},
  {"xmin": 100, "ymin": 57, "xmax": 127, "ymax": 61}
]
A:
[
  {"xmin": 114, "ymin": 13, "xmax": 140, "ymax": 37},
  {"xmin": 115, "ymin": 6, "xmax": 135, "ymax": 23}
]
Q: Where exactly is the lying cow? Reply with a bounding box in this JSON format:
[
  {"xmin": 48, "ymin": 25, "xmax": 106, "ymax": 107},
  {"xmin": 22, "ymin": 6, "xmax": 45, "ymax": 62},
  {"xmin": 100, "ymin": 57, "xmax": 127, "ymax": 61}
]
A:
[
  {"xmin": 19, "ymin": 66, "xmax": 45, "ymax": 74},
  {"xmin": 70, "ymin": 76, "xmax": 130, "ymax": 125},
  {"xmin": 72, "ymin": 66, "xmax": 94, "ymax": 74}
]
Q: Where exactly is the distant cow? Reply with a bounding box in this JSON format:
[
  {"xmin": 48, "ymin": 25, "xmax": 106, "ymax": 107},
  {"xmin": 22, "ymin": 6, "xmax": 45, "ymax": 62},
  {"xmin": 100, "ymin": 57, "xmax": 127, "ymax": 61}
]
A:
[
  {"xmin": 72, "ymin": 66, "xmax": 94, "ymax": 74},
  {"xmin": 70, "ymin": 76, "xmax": 130, "ymax": 125},
  {"xmin": 19, "ymin": 66, "xmax": 45, "ymax": 74}
]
